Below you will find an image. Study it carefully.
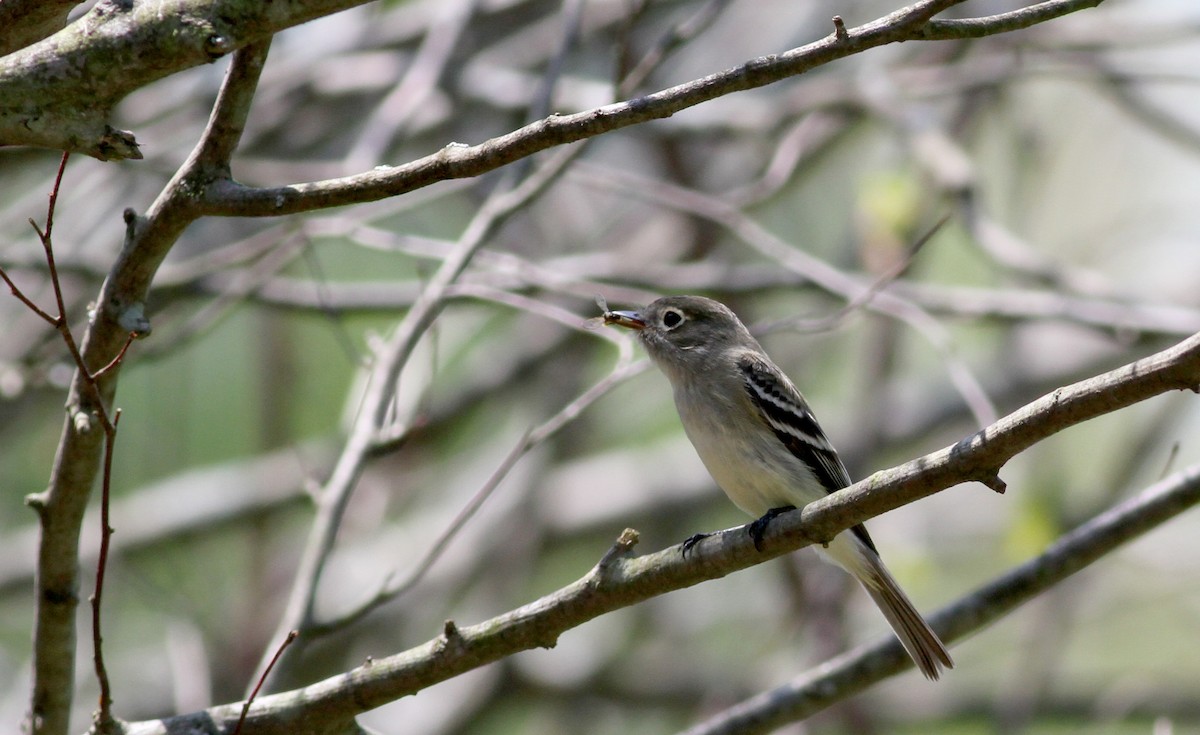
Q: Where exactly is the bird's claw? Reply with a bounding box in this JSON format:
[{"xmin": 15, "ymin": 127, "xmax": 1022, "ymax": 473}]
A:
[
  {"xmin": 747, "ymin": 505, "xmax": 796, "ymax": 551},
  {"xmin": 681, "ymin": 532, "xmax": 711, "ymax": 558}
]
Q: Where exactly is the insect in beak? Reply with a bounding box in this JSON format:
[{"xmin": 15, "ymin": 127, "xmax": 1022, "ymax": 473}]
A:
[
  {"xmin": 603, "ymin": 310, "xmax": 646, "ymax": 330},
  {"xmin": 588, "ymin": 295, "xmax": 647, "ymax": 331}
]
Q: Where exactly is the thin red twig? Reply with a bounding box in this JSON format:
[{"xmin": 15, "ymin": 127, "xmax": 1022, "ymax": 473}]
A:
[
  {"xmin": 90, "ymin": 408, "xmax": 120, "ymax": 731},
  {"xmin": 93, "ymin": 332, "xmax": 139, "ymax": 380},
  {"xmin": 22, "ymin": 153, "xmax": 72, "ymax": 325},
  {"xmin": 233, "ymin": 630, "xmax": 299, "ymax": 735},
  {"xmin": 0, "ymin": 267, "xmax": 59, "ymax": 324}
]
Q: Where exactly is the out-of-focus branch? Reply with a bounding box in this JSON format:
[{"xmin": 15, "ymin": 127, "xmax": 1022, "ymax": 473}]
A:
[
  {"xmin": 890, "ymin": 282, "xmax": 1200, "ymax": 336},
  {"xmin": 573, "ymin": 162, "xmax": 999, "ymax": 427},
  {"xmin": 171, "ymin": 258, "xmax": 1200, "ymax": 340},
  {"xmin": 1091, "ymin": 62, "xmax": 1200, "ymax": 156},
  {"xmin": 681, "ymin": 460, "xmax": 1200, "ymax": 735},
  {"xmin": 136, "ymin": 229, "xmax": 311, "ymax": 360},
  {"xmin": 311, "ymin": 322, "xmax": 645, "ymax": 636},
  {"xmin": 342, "ymin": 0, "xmax": 479, "ymax": 172},
  {"xmin": 616, "ymin": 0, "xmax": 735, "ymax": 98},
  {"xmin": 120, "ymin": 328, "xmax": 1200, "ymax": 735},
  {"xmin": 254, "ymin": 147, "xmax": 580, "ymax": 689}
]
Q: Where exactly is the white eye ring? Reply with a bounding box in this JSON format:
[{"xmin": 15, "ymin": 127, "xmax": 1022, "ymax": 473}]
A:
[{"xmin": 661, "ymin": 309, "xmax": 684, "ymax": 329}]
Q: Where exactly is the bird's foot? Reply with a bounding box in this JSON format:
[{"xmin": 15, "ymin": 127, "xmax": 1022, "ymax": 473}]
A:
[
  {"xmin": 680, "ymin": 532, "xmax": 712, "ymax": 558},
  {"xmin": 747, "ymin": 505, "xmax": 796, "ymax": 551}
]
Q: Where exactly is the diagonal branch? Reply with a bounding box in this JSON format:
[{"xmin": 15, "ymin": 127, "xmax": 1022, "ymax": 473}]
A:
[
  {"xmin": 120, "ymin": 327, "xmax": 1200, "ymax": 735},
  {"xmin": 918, "ymin": 0, "xmax": 1106, "ymax": 40},
  {"xmin": 2, "ymin": 0, "xmax": 984, "ymax": 159},
  {"xmin": 197, "ymin": 0, "xmax": 973, "ymax": 215}
]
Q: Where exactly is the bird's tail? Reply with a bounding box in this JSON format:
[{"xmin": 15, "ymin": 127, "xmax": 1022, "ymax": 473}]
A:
[{"xmin": 824, "ymin": 535, "xmax": 953, "ymax": 680}]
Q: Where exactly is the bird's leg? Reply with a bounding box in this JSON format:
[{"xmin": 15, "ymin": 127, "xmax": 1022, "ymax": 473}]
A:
[
  {"xmin": 748, "ymin": 505, "xmax": 796, "ymax": 551},
  {"xmin": 680, "ymin": 532, "xmax": 712, "ymax": 557}
]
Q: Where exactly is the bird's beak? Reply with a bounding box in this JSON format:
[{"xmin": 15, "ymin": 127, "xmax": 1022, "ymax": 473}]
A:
[{"xmin": 603, "ymin": 309, "xmax": 646, "ymax": 331}]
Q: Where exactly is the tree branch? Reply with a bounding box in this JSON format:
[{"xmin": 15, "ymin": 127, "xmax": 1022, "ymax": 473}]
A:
[
  {"xmin": 119, "ymin": 328, "xmax": 1200, "ymax": 735},
  {"xmin": 169, "ymin": 260, "xmax": 1200, "ymax": 340},
  {"xmin": 918, "ymin": 0, "xmax": 1106, "ymax": 40},
  {"xmin": 0, "ymin": 445, "xmax": 321, "ymax": 596},
  {"xmin": 197, "ymin": 0, "xmax": 974, "ymax": 215},
  {"xmin": 0, "ymin": 0, "xmax": 982, "ymax": 160}
]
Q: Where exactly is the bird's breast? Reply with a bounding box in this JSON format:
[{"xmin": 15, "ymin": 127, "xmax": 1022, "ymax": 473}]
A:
[{"xmin": 673, "ymin": 382, "xmax": 826, "ymax": 518}]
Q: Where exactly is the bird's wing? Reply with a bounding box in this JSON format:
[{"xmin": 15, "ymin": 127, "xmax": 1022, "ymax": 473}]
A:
[{"xmin": 737, "ymin": 352, "xmax": 876, "ymax": 551}]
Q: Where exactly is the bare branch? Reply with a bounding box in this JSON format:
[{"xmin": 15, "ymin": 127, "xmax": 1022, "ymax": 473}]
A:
[
  {"xmin": 342, "ymin": 0, "xmax": 478, "ymax": 172},
  {"xmin": 114, "ymin": 328, "xmax": 1200, "ymax": 734},
  {"xmin": 617, "ymin": 0, "xmax": 735, "ymax": 98},
  {"xmin": 8, "ymin": 153, "xmax": 138, "ymax": 735},
  {"xmin": 192, "ymin": 39, "xmax": 274, "ymax": 171},
  {"xmin": 0, "ymin": 446, "xmax": 321, "ymax": 596},
  {"xmin": 255, "ymin": 147, "xmax": 581, "ymax": 688},
  {"xmin": 918, "ymin": 0, "xmax": 1106, "ymax": 40},
  {"xmin": 198, "ymin": 0, "xmax": 981, "ymax": 216},
  {"xmin": 313, "ymin": 320, "xmax": 645, "ymax": 635}
]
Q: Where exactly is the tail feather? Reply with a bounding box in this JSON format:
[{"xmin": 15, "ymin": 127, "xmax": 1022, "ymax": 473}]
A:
[{"xmin": 824, "ymin": 535, "xmax": 953, "ymax": 680}]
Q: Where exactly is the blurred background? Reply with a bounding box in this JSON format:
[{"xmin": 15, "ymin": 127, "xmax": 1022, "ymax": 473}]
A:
[{"xmin": 3, "ymin": 0, "xmax": 1200, "ymax": 732}]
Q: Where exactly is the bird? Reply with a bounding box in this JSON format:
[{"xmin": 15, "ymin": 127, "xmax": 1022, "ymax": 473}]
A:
[{"xmin": 603, "ymin": 294, "xmax": 952, "ymax": 680}]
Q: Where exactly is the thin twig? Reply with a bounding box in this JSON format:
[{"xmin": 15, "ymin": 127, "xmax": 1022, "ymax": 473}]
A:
[
  {"xmin": 89, "ymin": 408, "xmax": 120, "ymax": 733},
  {"xmin": 917, "ymin": 0, "xmax": 1105, "ymax": 40},
  {"xmin": 233, "ymin": 630, "xmax": 298, "ymax": 735},
  {"xmin": 0, "ymin": 154, "xmax": 73, "ymax": 327},
  {"xmin": 37, "ymin": 153, "xmax": 71, "ymax": 323},
  {"xmin": 0, "ymin": 260, "xmax": 59, "ymax": 324},
  {"xmin": 92, "ymin": 332, "xmax": 138, "ymax": 380}
]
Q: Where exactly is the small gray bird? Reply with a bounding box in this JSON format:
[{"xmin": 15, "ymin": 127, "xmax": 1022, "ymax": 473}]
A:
[{"xmin": 604, "ymin": 294, "xmax": 952, "ymax": 680}]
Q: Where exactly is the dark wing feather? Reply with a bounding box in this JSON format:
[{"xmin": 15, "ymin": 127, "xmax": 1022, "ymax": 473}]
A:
[{"xmin": 738, "ymin": 353, "xmax": 876, "ymax": 552}]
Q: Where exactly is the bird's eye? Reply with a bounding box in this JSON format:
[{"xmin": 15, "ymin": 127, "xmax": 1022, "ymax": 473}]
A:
[{"xmin": 661, "ymin": 309, "xmax": 684, "ymax": 329}]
